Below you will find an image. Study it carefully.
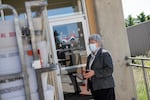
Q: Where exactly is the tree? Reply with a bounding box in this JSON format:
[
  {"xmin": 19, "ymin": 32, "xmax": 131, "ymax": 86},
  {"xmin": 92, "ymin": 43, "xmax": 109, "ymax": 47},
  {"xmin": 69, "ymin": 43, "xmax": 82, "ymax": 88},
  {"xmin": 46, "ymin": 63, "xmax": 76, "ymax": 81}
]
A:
[
  {"xmin": 124, "ymin": 12, "xmax": 150, "ymax": 27},
  {"xmin": 146, "ymin": 15, "xmax": 150, "ymax": 20},
  {"xmin": 127, "ymin": 15, "xmax": 134, "ymax": 26},
  {"xmin": 137, "ymin": 12, "xmax": 146, "ymax": 22},
  {"xmin": 125, "ymin": 19, "xmax": 128, "ymax": 27}
]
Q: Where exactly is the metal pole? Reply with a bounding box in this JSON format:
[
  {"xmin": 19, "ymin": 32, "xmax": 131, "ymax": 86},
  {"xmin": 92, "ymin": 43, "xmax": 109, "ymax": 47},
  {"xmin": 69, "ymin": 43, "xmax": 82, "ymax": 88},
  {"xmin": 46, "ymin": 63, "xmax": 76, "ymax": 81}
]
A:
[
  {"xmin": 141, "ymin": 60, "xmax": 150, "ymax": 100},
  {"xmin": 25, "ymin": 3, "xmax": 38, "ymax": 60},
  {"xmin": 13, "ymin": 6, "xmax": 32, "ymax": 100},
  {"xmin": 42, "ymin": 3, "xmax": 64, "ymax": 100},
  {"xmin": 0, "ymin": 0, "xmax": 5, "ymax": 21}
]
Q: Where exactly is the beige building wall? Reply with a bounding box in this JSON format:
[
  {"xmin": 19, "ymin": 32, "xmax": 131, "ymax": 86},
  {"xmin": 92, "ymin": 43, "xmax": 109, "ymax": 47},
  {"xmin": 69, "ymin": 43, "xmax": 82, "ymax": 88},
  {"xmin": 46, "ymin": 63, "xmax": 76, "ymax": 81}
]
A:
[{"xmin": 93, "ymin": 0, "xmax": 136, "ymax": 100}]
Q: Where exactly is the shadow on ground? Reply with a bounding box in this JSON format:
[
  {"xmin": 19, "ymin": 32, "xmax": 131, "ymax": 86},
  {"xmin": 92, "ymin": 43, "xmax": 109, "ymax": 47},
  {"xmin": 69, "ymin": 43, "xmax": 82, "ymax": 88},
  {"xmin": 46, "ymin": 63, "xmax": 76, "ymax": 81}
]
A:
[{"xmin": 64, "ymin": 93, "xmax": 92, "ymax": 100}]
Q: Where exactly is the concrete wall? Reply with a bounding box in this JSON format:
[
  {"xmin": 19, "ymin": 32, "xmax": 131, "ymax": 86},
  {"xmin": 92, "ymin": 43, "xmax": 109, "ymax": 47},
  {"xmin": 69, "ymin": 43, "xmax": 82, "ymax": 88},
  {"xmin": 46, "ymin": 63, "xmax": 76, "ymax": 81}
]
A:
[
  {"xmin": 127, "ymin": 21, "xmax": 150, "ymax": 56},
  {"xmin": 93, "ymin": 0, "xmax": 136, "ymax": 100}
]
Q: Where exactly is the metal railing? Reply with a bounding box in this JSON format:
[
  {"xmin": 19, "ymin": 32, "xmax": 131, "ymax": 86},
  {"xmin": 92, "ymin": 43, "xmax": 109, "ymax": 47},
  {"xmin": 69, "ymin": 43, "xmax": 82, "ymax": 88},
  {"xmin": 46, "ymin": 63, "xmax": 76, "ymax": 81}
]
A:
[{"xmin": 126, "ymin": 56, "xmax": 150, "ymax": 100}]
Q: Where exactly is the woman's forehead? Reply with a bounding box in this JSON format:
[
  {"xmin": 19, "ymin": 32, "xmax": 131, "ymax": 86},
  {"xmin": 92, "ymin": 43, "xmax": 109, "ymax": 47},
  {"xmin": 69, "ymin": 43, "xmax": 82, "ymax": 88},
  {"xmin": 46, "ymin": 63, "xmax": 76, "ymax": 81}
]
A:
[{"xmin": 89, "ymin": 39, "xmax": 97, "ymax": 43}]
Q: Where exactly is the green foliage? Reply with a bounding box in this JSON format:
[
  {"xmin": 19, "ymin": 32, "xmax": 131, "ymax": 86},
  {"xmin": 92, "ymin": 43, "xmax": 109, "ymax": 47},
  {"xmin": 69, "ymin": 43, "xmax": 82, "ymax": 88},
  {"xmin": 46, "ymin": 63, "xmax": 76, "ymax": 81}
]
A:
[
  {"xmin": 128, "ymin": 15, "xmax": 135, "ymax": 26},
  {"xmin": 126, "ymin": 15, "xmax": 135, "ymax": 27},
  {"xmin": 125, "ymin": 19, "xmax": 129, "ymax": 27},
  {"xmin": 136, "ymin": 81, "xmax": 147, "ymax": 100},
  {"xmin": 146, "ymin": 15, "xmax": 150, "ymax": 20},
  {"xmin": 133, "ymin": 68, "xmax": 150, "ymax": 100},
  {"xmin": 125, "ymin": 12, "xmax": 150, "ymax": 27},
  {"xmin": 137, "ymin": 12, "xmax": 146, "ymax": 22}
]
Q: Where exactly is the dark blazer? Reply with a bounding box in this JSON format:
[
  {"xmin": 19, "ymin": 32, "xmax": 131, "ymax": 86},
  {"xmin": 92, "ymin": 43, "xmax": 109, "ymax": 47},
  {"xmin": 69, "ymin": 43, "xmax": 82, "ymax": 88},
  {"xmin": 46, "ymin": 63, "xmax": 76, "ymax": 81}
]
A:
[{"xmin": 86, "ymin": 48, "xmax": 115, "ymax": 91}]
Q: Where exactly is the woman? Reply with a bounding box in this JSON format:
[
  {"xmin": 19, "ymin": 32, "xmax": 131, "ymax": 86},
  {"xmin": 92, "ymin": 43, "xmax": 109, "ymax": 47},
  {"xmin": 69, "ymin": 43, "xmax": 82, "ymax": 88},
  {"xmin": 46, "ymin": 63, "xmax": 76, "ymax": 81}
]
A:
[{"xmin": 83, "ymin": 34, "xmax": 115, "ymax": 100}]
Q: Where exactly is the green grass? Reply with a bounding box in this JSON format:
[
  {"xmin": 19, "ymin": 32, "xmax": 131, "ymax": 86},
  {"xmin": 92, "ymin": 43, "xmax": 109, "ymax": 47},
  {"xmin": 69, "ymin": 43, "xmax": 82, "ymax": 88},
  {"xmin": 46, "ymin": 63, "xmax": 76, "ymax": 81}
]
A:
[
  {"xmin": 132, "ymin": 57, "xmax": 150, "ymax": 100},
  {"xmin": 136, "ymin": 79, "xmax": 147, "ymax": 100}
]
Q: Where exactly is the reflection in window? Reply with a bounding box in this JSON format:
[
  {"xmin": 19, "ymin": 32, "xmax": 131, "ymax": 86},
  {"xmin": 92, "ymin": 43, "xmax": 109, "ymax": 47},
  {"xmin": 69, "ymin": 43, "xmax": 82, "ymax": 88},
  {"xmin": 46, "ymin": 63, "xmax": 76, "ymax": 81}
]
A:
[{"xmin": 53, "ymin": 22, "xmax": 85, "ymax": 50}]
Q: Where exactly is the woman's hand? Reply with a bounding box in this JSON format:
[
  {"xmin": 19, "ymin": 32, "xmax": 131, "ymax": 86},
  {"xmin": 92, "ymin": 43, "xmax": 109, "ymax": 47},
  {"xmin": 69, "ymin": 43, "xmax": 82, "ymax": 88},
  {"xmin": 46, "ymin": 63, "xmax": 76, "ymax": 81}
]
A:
[{"xmin": 83, "ymin": 70, "xmax": 95, "ymax": 79}]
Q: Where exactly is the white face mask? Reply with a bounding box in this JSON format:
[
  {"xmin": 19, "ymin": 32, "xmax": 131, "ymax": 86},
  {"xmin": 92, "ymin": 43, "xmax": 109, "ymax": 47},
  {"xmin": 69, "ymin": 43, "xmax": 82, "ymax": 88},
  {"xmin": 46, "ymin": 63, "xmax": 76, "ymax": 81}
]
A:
[{"xmin": 89, "ymin": 43, "xmax": 97, "ymax": 52}]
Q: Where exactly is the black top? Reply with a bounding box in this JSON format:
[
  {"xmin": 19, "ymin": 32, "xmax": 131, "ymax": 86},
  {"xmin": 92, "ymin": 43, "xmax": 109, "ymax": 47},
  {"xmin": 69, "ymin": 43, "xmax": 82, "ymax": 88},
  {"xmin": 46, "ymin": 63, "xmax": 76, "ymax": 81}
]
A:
[{"xmin": 86, "ymin": 48, "xmax": 115, "ymax": 90}]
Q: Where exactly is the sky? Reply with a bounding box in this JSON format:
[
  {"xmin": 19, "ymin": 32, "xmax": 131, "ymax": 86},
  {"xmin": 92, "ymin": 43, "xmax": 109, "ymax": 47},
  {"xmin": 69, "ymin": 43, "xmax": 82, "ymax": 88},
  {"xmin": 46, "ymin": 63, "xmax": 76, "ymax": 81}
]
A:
[{"xmin": 121, "ymin": 0, "xmax": 150, "ymax": 18}]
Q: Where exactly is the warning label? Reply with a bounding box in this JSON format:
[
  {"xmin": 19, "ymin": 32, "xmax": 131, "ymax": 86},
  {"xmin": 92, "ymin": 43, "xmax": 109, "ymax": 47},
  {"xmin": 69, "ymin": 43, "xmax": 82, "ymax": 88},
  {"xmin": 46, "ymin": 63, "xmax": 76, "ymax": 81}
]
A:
[{"xmin": 0, "ymin": 32, "xmax": 16, "ymax": 38}]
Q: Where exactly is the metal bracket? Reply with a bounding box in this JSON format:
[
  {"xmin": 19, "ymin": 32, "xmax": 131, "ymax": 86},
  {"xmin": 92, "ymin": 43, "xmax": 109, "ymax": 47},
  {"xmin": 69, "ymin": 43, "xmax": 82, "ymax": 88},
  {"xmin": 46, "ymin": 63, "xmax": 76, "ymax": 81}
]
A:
[{"xmin": 35, "ymin": 64, "xmax": 56, "ymax": 100}]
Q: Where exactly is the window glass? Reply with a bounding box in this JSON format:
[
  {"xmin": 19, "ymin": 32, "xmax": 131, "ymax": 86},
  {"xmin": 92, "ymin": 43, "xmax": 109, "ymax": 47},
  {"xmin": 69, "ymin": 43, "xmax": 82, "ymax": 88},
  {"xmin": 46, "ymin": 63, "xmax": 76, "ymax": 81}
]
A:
[
  {"xmin": 53, "ymin": 22, "xmax": 87, "ymax": 67},
  {"xmin": 47, "ymin": 0, "xmax": 82, "ymax": 17},
  {"xmin": 53, "ymin": 22, "xmax": 85, "ymax": 50},
  {"xmin": 48, "ymin": 7, "xmax": 74, "ymax": 17}
]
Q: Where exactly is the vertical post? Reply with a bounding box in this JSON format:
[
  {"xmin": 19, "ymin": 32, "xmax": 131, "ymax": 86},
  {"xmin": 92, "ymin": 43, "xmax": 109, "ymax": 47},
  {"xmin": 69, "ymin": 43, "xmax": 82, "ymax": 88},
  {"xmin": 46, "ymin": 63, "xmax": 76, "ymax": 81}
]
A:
[
  {"xmin": 25, "ymin": 2, "xmax": 38, "ymax": 60},
  {"xmin": 42, "ymin": 3, "xmax": 64, "ymax": 100},
  {"xmin": 0, "ymin": 0, "xmax": 5, "ymax": 21},
  {"xmin": 141, "ymin": 60, "xmax": 150, "ymax": 100},
  {"xmin": 77, "ymin": 0, "xmax": 82, "ymax": 13},
  {"xmin": 42, "ymin": 6, "xmax": 53, "ymax": 63},
  {"xmin": 43, "ymin": 6, "xmax": 64, "ymax": 100},
  {"xmin": 93, "ymin": 0, "xmax": 137, "ymax": 99},
  {"xmin": 35, "ymin": 70, "xmax": 45, "ymax": 100},
  {"xmin": 85, "ymin": 0, "xmax": 98, "ymax": 33},
  {"xmin": 13, "ymin": 6, "xmax": 32, "ymax": 100}
]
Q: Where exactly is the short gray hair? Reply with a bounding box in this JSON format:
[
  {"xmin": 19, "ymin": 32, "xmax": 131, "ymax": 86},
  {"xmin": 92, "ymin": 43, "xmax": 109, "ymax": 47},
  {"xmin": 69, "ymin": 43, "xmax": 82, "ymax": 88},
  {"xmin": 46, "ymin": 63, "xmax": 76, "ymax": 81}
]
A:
[{"xmin": 89, "ymin": 34, "xmax": 102, "ymax": 45}]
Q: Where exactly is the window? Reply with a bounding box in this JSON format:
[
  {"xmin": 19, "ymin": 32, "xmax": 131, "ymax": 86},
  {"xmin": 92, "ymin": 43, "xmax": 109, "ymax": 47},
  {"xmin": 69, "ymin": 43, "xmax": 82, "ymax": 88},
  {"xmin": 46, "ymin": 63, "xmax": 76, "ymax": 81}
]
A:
[
  {"xmin": 47, "ymin": 0, "xmax": 82, "ymax": 17},
  {"xmin": 53, "ymin": 22, "xmax": 85, "ymax": 50}
]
